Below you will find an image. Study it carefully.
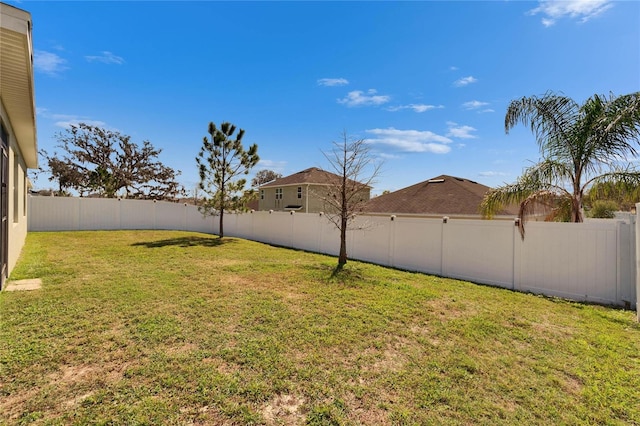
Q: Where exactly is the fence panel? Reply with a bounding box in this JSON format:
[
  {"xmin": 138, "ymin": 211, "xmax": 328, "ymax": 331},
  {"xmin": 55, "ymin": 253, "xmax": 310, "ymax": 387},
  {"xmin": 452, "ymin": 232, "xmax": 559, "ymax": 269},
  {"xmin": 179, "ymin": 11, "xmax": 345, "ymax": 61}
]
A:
[
  {"xmin": 391, "ymin": 217, "xmax": 443, "ymax": 275},
  {"xmin": 260, "ymin": 212, "xmax": 293, "ymax": 247},
  {"xmin": 319, "ymin": 217, "xmax": 341, "ymax": 256},
  {"xmin": 350, "ymin": 216, "xmax": 392, "ymax": 266},
  {"xmin": 517, "ymin": 221, "xmax": 620, "ymax": 305},
  {"xmin": 249, "ymin": 212, "xmax": 273, "ymax": 244},
  {"xmin": 291, "ymin": 213, "xmax": 323, "ymax": 253},
  {"xmin": 155, "ymin": 202, "xmax": 186, "ymax": 230},
  {"xmin": 27, "ymin": 196, "xmax": 636, "ymax": 307},
  {"xmin": 229, "ymin": 213, "xmax": 252, "ymax": 240},
  {"xmin": 442, "ymin": 220, "xmax": 515, "ymax": 288},
  {"xmin": 184, "ymin": 206, "xmax": 213, "ymax": 233},
  {"xmin": 617, "ymin": 220, "xmax": 636, "ymax": 307},
  {"xmin": 29, "ymin": 196, "xmax": 80, "ymax": 231},
  {"xmin": 78, "ymin": 198, "xmax": 120, "ymax": 230}
]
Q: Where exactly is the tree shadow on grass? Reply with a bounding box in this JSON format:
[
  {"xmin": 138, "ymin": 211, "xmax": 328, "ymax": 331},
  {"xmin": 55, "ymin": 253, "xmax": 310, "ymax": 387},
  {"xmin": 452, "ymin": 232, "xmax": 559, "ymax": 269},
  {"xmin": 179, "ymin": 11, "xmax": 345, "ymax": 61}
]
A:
[
  {"xmin": 328, "ymin": 263, "xmax": 366, "ymax": 285},
  {"xmin": 131, "ymin": 236, "xmax": 233, "ymax": 248}
]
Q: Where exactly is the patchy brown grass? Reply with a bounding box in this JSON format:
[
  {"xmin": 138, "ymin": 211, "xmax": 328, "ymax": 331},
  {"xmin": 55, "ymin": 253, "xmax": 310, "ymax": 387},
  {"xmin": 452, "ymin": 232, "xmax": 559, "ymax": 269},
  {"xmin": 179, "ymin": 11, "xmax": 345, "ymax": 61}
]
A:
[{"xmin": 2, "ymin": 230, "xmax": 639, "ymax": 425}]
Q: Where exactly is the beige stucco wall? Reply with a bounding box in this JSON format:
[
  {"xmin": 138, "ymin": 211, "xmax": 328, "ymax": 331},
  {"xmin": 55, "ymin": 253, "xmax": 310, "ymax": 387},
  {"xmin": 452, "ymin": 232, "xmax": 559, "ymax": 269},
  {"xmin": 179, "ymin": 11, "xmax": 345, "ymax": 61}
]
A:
[
  {"xmin": 258, "ymin": 184, "xmax": 371, "ymax": 214},
  {"xmin": 1, "ymin": 102, "xmax": 29, "ymax": 278},
  {"xmin": 259, "ymin": 185, "xmax": 316, "ymax": 212}
]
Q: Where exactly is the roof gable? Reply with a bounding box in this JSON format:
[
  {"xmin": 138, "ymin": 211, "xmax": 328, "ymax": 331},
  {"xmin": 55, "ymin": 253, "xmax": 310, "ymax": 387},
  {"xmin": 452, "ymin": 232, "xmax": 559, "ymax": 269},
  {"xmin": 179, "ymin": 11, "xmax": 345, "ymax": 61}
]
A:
[{"xmin": 260, "ymin": 167, "xmax": 368, "ymax": 188}]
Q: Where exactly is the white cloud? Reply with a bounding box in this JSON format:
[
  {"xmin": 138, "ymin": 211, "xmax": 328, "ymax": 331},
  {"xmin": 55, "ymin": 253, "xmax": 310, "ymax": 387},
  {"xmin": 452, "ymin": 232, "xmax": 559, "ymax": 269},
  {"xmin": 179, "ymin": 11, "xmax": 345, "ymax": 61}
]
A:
[
  {"xmin": 480, "ymin": 109, "xmax": 495, "ymax": 114},
  {"xmin": 365, "ymin": 127, "xmax": 452, "ymax": 154},
  {"xmin": 33, "ymin": 50, "xmax": 68, "ymax": 75},
  {"xmin": 55, "ymin": 119, "xmax": 107, "ymax": 129},
  {"xmin": 449, "ymin": 66, "xmax": 459, "ymax": 71},
  {"xmin": 85, "ymin": 51, "xmax": 125, "ymax": 65},
  {"xmin": 446, "ymin": 121, "xmax": 478, "ymax": 139},
  {"xmin": 478, "ymin": 171, "xmax": 509, "ymax": 177},
  {"xmin": 317, "ymin": 78, "xmax": 349, "ymax": 87},
  {"xmin": 377, "ymin": 152, "xmax": 402, "ymax": 160},
  {"xmin": 529, "ymin": 0, "xmax": 613, "ymax": 26},
  {"xmin": 256, "ymin": 159, "xmax": 287, "ymax": 171},
  {"xmin": 338, "ymin": 89, "xmax": 390, "ymax": 107},
  {"xmin": 462, "ymin": 100, "xmax": 489, "ymax": 110},
  {"xmin": 542, "ymin": 18, "xmax": 555, "ymax": 27},
  {"xmin": 37, "ymin": 109, "xmax": 106, "ymax": 129},
  {"xmin": 387, "ymin": 104, "xmax": 444, "ymax": 113},
  {"xmin": 453, "ymin": 76, "xmax": 478, "ymax": 87}
]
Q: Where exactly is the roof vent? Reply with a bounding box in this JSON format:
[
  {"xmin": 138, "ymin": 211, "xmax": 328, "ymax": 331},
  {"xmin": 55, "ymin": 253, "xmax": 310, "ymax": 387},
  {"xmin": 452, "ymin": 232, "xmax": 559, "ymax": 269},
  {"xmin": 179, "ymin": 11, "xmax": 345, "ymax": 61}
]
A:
[{"xmin": 428, "ymin": 179, "xmax": 445, "ymax": 183}]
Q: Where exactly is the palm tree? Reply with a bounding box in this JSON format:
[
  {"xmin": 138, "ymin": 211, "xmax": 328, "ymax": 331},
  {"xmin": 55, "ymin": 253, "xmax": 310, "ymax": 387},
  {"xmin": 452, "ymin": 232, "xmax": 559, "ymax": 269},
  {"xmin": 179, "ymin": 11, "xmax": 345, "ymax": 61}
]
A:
[{"xmin": 481, "ymin": 91, "xmax": 640, "ymax": 238}]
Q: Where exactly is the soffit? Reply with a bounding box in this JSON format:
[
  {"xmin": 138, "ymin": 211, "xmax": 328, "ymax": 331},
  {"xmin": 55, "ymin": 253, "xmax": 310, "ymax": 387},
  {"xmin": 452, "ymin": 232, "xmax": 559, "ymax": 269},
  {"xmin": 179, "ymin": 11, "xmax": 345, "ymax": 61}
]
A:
[{"xmin": 0, "ymin": 5, "xmax": 37, "ymax": 168}]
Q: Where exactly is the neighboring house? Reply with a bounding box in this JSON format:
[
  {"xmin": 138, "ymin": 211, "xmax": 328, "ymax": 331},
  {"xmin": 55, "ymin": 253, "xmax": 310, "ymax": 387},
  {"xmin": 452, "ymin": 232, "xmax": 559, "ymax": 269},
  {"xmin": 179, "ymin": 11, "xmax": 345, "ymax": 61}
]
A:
[
  {"xmin": 363, "ymin": 175, "xmax": 518, "ymax": 218},
  {"xmin": 258, "ymin": 167, "xmax": 371, "ymax": 213},
  {"xmin": 0, "ymin": 3, "xmax": 38, "ymax": 289}
]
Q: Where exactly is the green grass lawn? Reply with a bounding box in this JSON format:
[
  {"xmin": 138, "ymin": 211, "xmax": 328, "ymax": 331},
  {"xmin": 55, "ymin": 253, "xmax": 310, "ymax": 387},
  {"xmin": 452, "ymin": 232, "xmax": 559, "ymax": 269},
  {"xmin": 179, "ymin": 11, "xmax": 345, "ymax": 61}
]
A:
[{"xmin": 1, "ymin": 230, "xmax": 639, "ymax": 425}]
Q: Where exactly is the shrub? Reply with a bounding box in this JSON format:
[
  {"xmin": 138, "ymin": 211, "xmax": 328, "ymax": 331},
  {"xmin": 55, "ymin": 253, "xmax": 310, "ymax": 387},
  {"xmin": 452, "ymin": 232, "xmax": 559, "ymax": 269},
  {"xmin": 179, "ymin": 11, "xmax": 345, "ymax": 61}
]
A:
[{"xmin": 587, "ymin": 200, "xmax": 618, "ymax": 218}]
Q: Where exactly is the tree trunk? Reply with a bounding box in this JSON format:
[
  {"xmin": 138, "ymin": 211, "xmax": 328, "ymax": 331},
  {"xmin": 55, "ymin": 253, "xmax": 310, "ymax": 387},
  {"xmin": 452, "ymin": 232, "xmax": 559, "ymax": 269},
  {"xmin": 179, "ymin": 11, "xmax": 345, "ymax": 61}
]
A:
[
  {"xmin": 219, "ymin": 168, "xmax": 226, "ymax": 238},
  {"xmin": 219, "ymin": 209, "xmax": 224, "ymax": 238},
  {"xmin": 338, "ymin": 213, "xmax": 348, "ymax": 267},
  {"xmin": 572, "ymin": 186, "xmax": 583, "ymax": 222}
]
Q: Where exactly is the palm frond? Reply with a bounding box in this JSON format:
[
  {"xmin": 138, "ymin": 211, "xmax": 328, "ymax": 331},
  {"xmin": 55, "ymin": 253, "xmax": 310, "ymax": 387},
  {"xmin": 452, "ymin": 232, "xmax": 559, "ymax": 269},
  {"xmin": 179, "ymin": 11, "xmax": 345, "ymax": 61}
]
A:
[
  {"xmin": 505, "ymin": 92, "xmax": 578, "ymax": 156},
  {"xmin": 577, "ymin": 93, "xmax": 640, "ymax": 177},
  {"xmin": 516, "ymin": 191, "xmax": 572, "ymax": 238}
]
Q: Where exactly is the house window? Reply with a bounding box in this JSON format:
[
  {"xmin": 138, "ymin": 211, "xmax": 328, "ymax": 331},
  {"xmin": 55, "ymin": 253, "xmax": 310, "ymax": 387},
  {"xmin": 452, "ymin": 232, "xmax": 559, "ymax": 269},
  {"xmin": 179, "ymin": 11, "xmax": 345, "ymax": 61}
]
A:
[
  {"xmin": 297, "ymin": 187, "xmax": 302, "ymax": 199},
  {"xmin": 23, "ymin": 173, "xmax": 27, "ymax": 216},
  {"xmin": 260, "ymin": 189, "xmax": 264, "ymax": 200},
  {"xmin": 275, "ymin": 188, "xmax": 282, "ymax": 200},
  {"xmin": 13, "ymin": 153, "xmax": 18, "ymax": 222}
]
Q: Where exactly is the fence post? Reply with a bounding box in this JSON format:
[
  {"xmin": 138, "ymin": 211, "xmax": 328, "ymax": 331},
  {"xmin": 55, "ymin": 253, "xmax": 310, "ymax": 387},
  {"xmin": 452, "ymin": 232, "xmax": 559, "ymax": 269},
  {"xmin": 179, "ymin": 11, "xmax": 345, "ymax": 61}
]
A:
[
  {"xmin": 636, "ymin": 203, "xmax": 640, "ymax": 321},
  {"xmin": 513, "ymin": 218, "xmax": 520, "ymax": 292},
  {"xmin": 389, "ymin": 215, "xmax": 396, "ymax": 267},
  {"xmin": 440, "ymin": 216, "xmax": 448, "ymax": 276}
]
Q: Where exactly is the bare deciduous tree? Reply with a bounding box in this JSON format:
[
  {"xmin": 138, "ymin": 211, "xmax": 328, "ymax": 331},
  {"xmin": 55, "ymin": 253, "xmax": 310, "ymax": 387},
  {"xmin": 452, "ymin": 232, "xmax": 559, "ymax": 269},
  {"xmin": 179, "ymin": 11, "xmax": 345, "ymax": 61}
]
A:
[{"xmin": 320, "ymin": 131, "xmax": 382, "ymax": 269}]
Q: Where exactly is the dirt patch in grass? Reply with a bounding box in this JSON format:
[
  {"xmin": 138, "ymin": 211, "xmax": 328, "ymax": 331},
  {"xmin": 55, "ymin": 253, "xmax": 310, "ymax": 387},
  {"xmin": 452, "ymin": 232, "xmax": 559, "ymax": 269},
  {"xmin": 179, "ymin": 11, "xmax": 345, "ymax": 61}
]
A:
[
  {"xmin": 368, "ymin": 347, "xmax": 406, "ymax": 373},
  {"xmin": 262, "ymin": 394, "xmax": 306, "ymax": 426},
  {"xmin": 2, "ymin": 360, "xmax": 130, "ymax": 420},
  {"xmin": 0, "ymin": 386, "xmax": 41, "ymax": 421},
  {"xmin": 3, "ymin": 230, "xmax": 639, "ymax": 425},
  {"xmin": 424, "ymin": 297, "xmax": 479, "ymax": 321}
]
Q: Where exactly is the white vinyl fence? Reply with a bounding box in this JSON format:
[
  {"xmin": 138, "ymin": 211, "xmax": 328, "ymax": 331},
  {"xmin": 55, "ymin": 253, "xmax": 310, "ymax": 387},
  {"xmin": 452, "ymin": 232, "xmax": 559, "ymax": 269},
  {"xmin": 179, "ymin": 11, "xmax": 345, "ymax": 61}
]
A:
[{"xmin": 28, "ymin": 196, "xmax": 637, "ymax": 310}]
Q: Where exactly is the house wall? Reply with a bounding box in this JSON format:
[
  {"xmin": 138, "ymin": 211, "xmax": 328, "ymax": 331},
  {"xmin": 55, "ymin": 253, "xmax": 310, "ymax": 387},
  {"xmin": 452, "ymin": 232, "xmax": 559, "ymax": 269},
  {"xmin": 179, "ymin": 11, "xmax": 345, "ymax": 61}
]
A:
[
  {"xmin": 28, "ymin": 196, "xmax": 637, "ymax": 309},
  {"xmin": 259, "ymin": 184, "xmax": 326, "ymax": 213},
  {"xmin": 1, "ymin": 3, "xmax": 37, "ymax": 286},
  {"xmin": 259, "ymin": 184, "xmax": 371, "ymax": 213},
  {"xmin": 0, "ymin": 103, "xmax": 29, "ymax": 277}
]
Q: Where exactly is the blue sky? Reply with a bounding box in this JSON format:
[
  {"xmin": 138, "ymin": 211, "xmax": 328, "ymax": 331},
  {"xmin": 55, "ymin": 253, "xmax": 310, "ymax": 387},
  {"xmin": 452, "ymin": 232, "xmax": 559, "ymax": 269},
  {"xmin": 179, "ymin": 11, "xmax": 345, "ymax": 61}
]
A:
[{"xmin": 17, "ymin": 0, "xmax": 640, "ymax": 195}]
